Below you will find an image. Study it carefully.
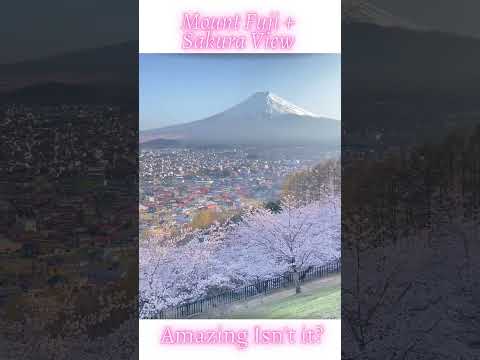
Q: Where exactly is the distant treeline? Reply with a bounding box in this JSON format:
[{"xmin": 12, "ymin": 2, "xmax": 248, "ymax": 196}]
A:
[
  {"xmin": 343, "ymin": 125, "xmax": 480, "ymax": 245},
  {"xmin": 283, "ymin": 159, "xmax": 340, "ymax": 205}
]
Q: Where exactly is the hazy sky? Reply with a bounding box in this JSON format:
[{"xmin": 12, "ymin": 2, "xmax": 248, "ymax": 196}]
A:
[
  {"xmin": 140, "ymin": 54, "xmax": 341, "ymax": 130},
  {"xmin": 1, "ymin": 0, "xmax": 137, "ymax": 64},
  {"xmin": 3, "ymin": 1, "xmax": 480, "ymax": 64}
]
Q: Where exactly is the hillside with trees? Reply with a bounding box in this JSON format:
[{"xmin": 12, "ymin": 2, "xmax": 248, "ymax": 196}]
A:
[
  {"xmin": 283, "ymin": 159, "xmax": 340, "ymax": 205},
  {"xmin": 140, "ymin": 159, "xmax": 341, "ymax": 318},
  {"xmin": 342, "ymin": 125, "xmax": 480, "ymax": 359}
]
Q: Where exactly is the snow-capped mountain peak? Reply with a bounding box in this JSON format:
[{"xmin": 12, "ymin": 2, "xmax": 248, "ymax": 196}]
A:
[
  {"xmin": 232, "ymin": 91, "xmax": 318, "ymax": 118},
  {"xmin": 141, "ymin": 91, "xmax": 340, "ymax": 146},
  {"xmin": 342, "ymin": 0, "xmax": 423, "ymax": 30}
]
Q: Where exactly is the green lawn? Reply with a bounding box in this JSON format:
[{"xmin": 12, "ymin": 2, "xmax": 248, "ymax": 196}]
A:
[
  {"xmin": 202, "ymin": 275, "xmax": 340, "ymax": 319},
  {"xmin": 252, "ymin": 285, "xmax": 340, "ymax": 319}
]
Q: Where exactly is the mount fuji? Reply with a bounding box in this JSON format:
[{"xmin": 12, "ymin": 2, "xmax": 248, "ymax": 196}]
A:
[
  {"xmin": 342, "ymin": 0, "xmax": 424, "ymax": 30},
  {"xmin": 141, "ymin": 92, "xmax": 340, "ymax": 147}
]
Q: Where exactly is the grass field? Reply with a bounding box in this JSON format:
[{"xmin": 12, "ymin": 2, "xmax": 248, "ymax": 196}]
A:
[{"xmin": 197, "ymin": 274, "xmax": 340, "ymax": 319}]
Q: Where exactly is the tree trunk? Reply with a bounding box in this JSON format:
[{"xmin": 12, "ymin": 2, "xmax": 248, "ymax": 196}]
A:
[{"xmin": 293, "ymin": 271, "xmax": 301, "ymax": 294}]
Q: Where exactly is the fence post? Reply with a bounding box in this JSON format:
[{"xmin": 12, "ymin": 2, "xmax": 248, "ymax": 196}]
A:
[{"xmin": 160, "ymin": 259, "xmax": 341, "ymax": 318}]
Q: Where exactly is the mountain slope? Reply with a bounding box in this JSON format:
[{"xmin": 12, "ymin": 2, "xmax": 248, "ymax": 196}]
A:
[
  {"xmin": 0, "ymin": 41, "xmax": 138, "ymax": 89},
  {"xmin": 343, "ymin": 1, "xmax": 480, "ymax": 94},
  {"xmin": 342, "ymin": 0, "xmax": 423, "ymax": 30},
  {"xmin": 343, "ymin": 23, "xmax": 480, "ymax": 95},
  {"xmin": 141, "ymin": 92, "xmax": 340, "ymax": 146},
  {"xmin": 0, "ymin": 41, "xmax": 138, "ymax": 104},
  {"xmin": 342, "ymin": 3, "xmax": 480, "ymax": 147}
]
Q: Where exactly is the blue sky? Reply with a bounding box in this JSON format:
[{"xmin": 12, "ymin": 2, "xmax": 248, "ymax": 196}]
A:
[{"xmin": 140, "ymin": 54, "xmax": 341, "ymax": 130}]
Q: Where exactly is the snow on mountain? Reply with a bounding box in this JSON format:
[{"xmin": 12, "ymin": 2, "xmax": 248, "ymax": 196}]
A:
[
  {"xmin": 227, "ymin": 91, "xmax": 318, "ymax": 118},
  {"xmin": 342, "ymin": 0, "xmax": 424, "ymax": 30},
  {"xmin": 141, "ymin": 91, "xmax": 340, "ymax": 146}
]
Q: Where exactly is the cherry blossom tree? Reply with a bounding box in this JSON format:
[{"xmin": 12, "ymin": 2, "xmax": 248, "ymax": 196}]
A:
[
  {"xmin": 139, "ymin": 196, "xmax": 340, "ymax": 317},
  {"xmin": 236, "ymin": 195, "xmax": 340, "ymax": 294}
]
